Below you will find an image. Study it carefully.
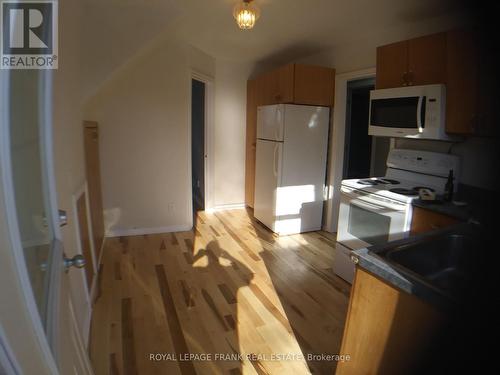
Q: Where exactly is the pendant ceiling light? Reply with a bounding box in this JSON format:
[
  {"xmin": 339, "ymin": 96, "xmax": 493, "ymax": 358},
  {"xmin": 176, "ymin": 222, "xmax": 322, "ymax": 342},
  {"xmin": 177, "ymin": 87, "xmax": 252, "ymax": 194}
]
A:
[{"xmin": 233, "ymin": 0, "xmax": 260, "ymax": 30}]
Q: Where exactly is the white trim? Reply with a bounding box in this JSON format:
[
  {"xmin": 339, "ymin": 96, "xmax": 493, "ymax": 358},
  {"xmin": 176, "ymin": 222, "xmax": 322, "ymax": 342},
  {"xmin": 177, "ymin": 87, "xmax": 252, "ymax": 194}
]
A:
[
  {"xmin": 70, "ymin": 183, "xmax": 93, "ymax": 347},
  {"xmin": 0, "ymin": 66, "xmax": 59, "ymax": 373},
  {"xmin": 87, "ymin": 237, "xmax": 106, "ymax": 328},
  {"xmin": 189, "ymin": 71, "xmax": 215, "ymax": 220},
  {"xmin": 206, "ymin": 203, "xmax": 246, "ymax": 213},
  {"xmin": 323, "ymin": 68, "xmax": 376, "ymax": 233},
  {"xmin": 0, "ymin": 324, "xmax": 21, "ymax": 375},
  {"xmin": 105, "ymin": 224, "xmax": 192, "ymax": 238}
]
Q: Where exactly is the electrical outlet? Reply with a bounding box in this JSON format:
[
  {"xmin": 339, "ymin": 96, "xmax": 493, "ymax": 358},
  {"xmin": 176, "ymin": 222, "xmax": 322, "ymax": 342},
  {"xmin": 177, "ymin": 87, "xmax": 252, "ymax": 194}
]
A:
[{"xmin": 167, "ymin": 203, "xmax": 175, "ymax": 212}]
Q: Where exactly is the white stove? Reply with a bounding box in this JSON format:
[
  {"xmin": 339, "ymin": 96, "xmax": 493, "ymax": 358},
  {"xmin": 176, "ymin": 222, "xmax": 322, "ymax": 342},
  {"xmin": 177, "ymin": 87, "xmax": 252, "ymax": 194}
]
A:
[{"xmin": 333, "ymin": 149, "xmax": 460, "ymax": 283}]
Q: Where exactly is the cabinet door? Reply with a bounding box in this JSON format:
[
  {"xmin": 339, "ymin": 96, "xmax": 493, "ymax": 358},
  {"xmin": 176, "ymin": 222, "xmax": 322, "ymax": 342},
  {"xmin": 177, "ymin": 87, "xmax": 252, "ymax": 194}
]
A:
[
  {"xmin": 337, "ymin": 268, "xmax": 441, "ymax": 375},
  {"xmin": 245, "ymin": 80, "xmax": 257, "ymax": 207},
  {"xmin": 408, "ymin": 33, "xmax": 446, "ymax": 86},
  {"xmin": 256, "ymin": 70, "xmax": 277, "ymax": 105},
  {"xmin": 275, "ymin": 64, "xmax": 294, "ymax": 103},
  {"xmin": 446, "ymin": 29, "xmax": 479, "ymax": 134},
  {"xmin": 294, "ymin": 64, "xmax": 335, "ymax": 106},
  {"xmin": 410, "ymin": 207, "xmax": 459, "ymax": 235},
  {"xmin": 376, "ymin": 41, "xmax": 408, "ymax": 89}
]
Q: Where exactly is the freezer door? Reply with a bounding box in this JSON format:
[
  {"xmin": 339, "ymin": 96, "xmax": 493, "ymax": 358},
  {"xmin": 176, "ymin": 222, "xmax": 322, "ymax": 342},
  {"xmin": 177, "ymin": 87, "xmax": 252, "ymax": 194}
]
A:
[
  {"xmin": 257, "ymin": 104, "xmax": 284, "ymax": 141},
  {"xmin": 276, "ymin": 105, "xmax": 330, "ymax": 234},
  {"xmin": 254, "ymin": 140, "xmax": 282, "ymax": 231}
]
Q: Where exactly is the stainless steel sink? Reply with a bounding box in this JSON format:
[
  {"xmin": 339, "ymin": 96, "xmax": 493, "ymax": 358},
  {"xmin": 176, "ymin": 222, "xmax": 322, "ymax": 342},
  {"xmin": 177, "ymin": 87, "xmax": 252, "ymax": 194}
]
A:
[{"xmin": 371, "ymin": 226, "xmax": 481, "ymax": 298}]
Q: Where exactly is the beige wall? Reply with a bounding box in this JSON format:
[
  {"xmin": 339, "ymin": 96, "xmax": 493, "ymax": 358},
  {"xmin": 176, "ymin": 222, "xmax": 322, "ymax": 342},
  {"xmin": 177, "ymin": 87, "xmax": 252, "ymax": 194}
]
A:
[
  {"xmin": 84, "ymin": 41, "xmax": 252, "ymax": 235},
  {"xmin": 213, "ymin": 60, "xmax": 253, "ymax": 207},
  {"xmin": 85, "ymin": 40, "xmax": 193, "ymax": 235}
]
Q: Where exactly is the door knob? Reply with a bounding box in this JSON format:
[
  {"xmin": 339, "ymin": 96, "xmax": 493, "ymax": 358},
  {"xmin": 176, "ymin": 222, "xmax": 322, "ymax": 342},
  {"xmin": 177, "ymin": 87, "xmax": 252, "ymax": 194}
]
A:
[
  {"xmin": 64, "ymin": 254, "xmax": 86, "ymax": 272},
  {"xmin": 58, "ymin": 209, "xmax": 68, "ymax": 227}
]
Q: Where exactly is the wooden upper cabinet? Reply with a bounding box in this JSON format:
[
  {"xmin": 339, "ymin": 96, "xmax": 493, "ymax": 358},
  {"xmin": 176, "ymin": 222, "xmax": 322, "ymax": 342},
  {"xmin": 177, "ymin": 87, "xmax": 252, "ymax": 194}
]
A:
[
  {"xmin": 376, "ymin": 41, "xmax": 408, "ymax": 89},
  {"xmin": 255, "ymin": 63, "xmax": 335, "ymax": 106},
  {"xmin": 275, "ymin": 64, "xmax": 295, "ymax": 103},
  {"xmin": 407, "ymin": 33, "xmax": 446, "ymax": 86},
  {"xmin": 376, "ymin": 32, "xmax": 446, "ymax": 89},
  {"xmin": 446, "ymin": 29, "xmax": 479, "ymax": 135},
  {"xmin": 294, "ymin": 64, "xmax": 335, "ymax": 106},
  {"xmin": 375, "ymin": 29, "xmax": 496, "ymax": 136}
]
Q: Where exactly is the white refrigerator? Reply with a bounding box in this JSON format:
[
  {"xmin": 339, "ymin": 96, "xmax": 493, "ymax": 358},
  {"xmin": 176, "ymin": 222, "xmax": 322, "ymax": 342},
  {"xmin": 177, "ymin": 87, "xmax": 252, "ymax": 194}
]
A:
[{"xmin": 254, "ymin": 104, "xmax": 330, "ymax": 235}]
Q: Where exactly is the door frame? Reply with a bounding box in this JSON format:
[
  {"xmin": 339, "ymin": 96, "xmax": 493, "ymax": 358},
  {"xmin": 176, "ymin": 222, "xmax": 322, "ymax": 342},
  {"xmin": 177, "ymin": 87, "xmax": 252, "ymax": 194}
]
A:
[
  {"xmin": 323, "ymin": 68, "xmax": 376, "ymax": 233},
  {"xmin": 342, "ymin": 77, "xmax": 376, "ymax": 179},
  {"xmin": 188, "ymin": 71, "xmax": 214, "ymax": 223},
  {"xmin": 0, "ymin": 70, "xmax": 59, "ymax": 372},
  {"xmin": 71, "ymin": 182, "xmax": 96, "ymax": 345}
]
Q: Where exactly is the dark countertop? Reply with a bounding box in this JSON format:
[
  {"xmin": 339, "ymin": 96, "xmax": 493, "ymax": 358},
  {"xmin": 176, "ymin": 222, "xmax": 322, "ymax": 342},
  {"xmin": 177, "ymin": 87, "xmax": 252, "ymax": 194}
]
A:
[
  {"xmin": 411, "ymin": 183, "xmax": 491, "ymax": 224},
  {"xmin": 411, "ymin": 199, "xmax": 475, "ymax": 222},
  {"xmin": 351, "ymin": 223, "xmax": 484, "ymax": 312},
  {"xmin": 352, "ymin": 247, "xmax": 452, "ymax": 311}
]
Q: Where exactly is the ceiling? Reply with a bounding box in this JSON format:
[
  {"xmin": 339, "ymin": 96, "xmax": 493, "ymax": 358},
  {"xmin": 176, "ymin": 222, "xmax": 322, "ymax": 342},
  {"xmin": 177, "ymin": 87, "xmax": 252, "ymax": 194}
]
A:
[
  {"xmin": 81, "ymin": 0, "xmax": 466, "ymax": 94},
  {"xmin": 85, "ymin": 0, "xmax": 465, "ymax": 59}
]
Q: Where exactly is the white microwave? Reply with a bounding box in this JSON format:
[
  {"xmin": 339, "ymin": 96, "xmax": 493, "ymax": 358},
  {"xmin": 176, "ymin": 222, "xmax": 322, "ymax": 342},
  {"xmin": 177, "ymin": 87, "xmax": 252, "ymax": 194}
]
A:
[{"xmin": 368, "ymin": 84, "xmax": 452, "ymax": 140}]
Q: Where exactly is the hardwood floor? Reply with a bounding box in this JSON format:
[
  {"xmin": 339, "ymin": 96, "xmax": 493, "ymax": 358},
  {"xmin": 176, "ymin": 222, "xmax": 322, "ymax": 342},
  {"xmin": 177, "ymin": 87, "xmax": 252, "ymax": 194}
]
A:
[{"xmin": 90, "ymin": 208, "xmax": 350, "ymax": 375}]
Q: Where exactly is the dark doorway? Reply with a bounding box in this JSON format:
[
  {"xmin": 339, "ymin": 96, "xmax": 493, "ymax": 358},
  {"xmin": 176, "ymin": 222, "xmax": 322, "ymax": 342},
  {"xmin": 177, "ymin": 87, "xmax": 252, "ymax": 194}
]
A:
[
  {"xmin": 343, "ymin": 78, "xmax": 390, "ymax": 179},
  {"xmin": 191, "ymin": 79, "xmax": 205, "ymax": 213}
]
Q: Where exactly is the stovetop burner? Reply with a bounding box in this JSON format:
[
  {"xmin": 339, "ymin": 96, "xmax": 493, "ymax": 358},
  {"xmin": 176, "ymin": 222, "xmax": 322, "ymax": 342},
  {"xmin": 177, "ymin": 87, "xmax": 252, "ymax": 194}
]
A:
[
  {"xmin": 358, "ymin": 178, "xmax": 400, "ymax": 186},
  {"xmin": 358, "ymin": 179, "xmax": 379, "ymax": 186},
  {"xmin": 389, "ymin": 188, "xmax": 419, "ymax": 196},
  {"xmin": 389, "ymin": 186, "xmax": 435, "ymax": 196},
  {"xmin": 412, "ymin": 186, "xmax": 435, "ymax": 192},
  {"xmin": 378, "ymin": 178, "xmax": 400, "ymax": 185}
]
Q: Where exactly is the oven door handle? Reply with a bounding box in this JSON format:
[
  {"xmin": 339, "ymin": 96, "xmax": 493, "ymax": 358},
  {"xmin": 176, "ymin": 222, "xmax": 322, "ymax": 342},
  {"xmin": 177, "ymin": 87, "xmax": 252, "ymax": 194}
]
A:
[{"xmin": 341, "ymin": 188, "xmax": 407, "ymax": 212}]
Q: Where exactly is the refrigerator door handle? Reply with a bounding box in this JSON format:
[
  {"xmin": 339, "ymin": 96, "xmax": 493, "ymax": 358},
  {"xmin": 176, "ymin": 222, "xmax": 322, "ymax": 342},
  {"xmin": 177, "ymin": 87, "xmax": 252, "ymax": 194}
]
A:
[{"xmin": 273, "ymin": 143, "xmax": 279, "ymax": 177}]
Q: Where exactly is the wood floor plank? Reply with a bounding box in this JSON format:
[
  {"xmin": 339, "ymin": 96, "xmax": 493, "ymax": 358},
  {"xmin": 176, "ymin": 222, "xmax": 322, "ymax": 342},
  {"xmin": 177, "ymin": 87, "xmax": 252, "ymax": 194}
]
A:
[
  {"xmin": 155, "ymin": 265, "xmax": 197, "ymax": 375},
  {"xmin": 122, "ymin": 298, "xmax": 138, "ymax": 375},
  {"xmin": 90, "ymin": 208, "xmax": 349, "ymax": 375}
]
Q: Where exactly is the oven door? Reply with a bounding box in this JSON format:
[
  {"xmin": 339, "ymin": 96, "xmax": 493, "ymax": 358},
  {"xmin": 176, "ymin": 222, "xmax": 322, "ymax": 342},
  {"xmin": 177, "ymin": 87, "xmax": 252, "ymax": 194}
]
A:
[{"xmin": 337, "ymin": 186, "xmax": 410, "ymax": 250}]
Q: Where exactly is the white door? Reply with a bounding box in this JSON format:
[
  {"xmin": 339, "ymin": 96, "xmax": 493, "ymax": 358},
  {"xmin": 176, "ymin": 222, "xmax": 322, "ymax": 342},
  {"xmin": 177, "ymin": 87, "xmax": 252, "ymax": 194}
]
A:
[
  {"xmin": 254, "ymin": 139, "xmax": 282, "ymax": 231},
  {"xmin": 257, "ymin": 104, "xmax": 284, "ymax": 141},
  {"xmin": 0, "ymin": 69, "xmax": 93, "ymax": 372}
]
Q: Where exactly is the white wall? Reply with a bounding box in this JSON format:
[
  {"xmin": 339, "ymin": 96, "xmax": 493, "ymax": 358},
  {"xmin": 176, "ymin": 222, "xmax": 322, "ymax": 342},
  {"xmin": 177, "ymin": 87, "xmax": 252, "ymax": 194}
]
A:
[
  {"xmin": 85, "ymin": 40, "xmax": 195, "ymax": 235},
  {"xmin": 83, "ymin": 34, "xmax": 254, "ymax": 234},
  {"xmin": 213, "ymin": 60, "xmax": 253, "ymax": 208}
]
